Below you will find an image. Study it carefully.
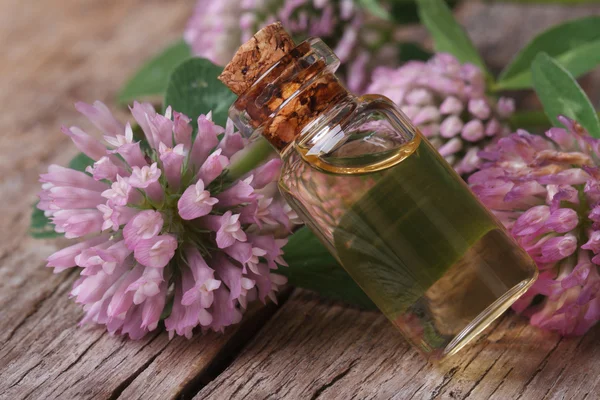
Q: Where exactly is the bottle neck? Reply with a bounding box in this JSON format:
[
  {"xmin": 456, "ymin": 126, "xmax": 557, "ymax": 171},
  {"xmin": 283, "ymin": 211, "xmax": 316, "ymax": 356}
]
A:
[{"xmin": 229, "ymin": 38, "xmax": 352, "ymax": 153}]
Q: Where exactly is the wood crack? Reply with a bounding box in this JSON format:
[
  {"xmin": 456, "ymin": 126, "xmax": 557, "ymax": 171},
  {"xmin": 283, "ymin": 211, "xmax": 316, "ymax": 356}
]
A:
[
  {"xmin": 55, "ymin": 334, "xmax": 105, "ymax": 379},
  {"xmin": 460, "ymin": 324, "xmax": 528, "ymax": 400},
  {"xmin": 541, "ymin": 366, "xmax": 567, "ymax": 400},
  {"xmin": 463, "ymin": 355, "xmax": 503, "ymax": 399},
  {"xmin": 222, "ymin": 381, "xmax": 246, "ymax": 400},
  {"xmin": 132, "ymin": 332, "xmax": 161, "ymax": 356},
  {"xmin": 488, "ymin": 367, "xmax": 513, "ymax": 398},
  {"xmin": 22, "ymin": 376, "xmax": 52, "ymax": 400},
  {"xmin": 108, "ymin": 340, "xmax": 171, "ymax": 400},
  {"xmin": 245, "ymin": 376, "xmax": 268, "ymax": 397},
  {"xmin": 407, "ymin": 382, "xmax": 426, "ymax": 399},
  {"xmin": 460, "ymin": 318, "xmax": 528, "ymax": 384},
  {"xmin": 6, "ymin": 360, "xmax": 42, "ymax": 390},
  {"xmin": 395, "ymin": 358, "xmax": 428, "ymax": 397},
  {"xmin": 515, "ymin": 337, "xmax": 563, "ymax": 400},
  {"xmin": 47, "ymin": 334, "xmax": 107, "ymax": 399},
  {"xmin": 92, "ymin": 347, "xmax": 123, "ymax": 373},
  {"xmin": 429, "ymin": 366, "xmax": 459, "ymax": 399},
  {"xmin": 176, "ymin": 288, "xmax": 294, "ymax": 400},
  {"xmin": 2, "ymin": 273, "xmax": 66, "ymax": 345},
  {"xmin": 310, "ymin": 359, "xmax": 358, "ymax": 400}
]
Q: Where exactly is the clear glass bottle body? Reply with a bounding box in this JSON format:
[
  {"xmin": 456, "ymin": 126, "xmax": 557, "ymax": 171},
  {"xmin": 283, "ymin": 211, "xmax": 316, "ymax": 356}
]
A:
[
  {"xmin": 229, "ymin": 38, "xmax": 538, "ymax": 358},
  {"xmin": 278, "ymin": 95, "xmax": 537, "ymax": 357}
]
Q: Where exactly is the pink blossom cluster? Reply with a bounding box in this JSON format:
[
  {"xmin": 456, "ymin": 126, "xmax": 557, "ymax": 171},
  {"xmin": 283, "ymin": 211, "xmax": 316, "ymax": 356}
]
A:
[
  {"xmin": 184, "ymin": 0, "xmax": 396, "ymax": 92},
  {"xmin": 469, "ymin": 117, "xmax": 600, "ymax": 335},
  {"xmin": 367, "ymin": 53, "xmax": 515, "ymax": 175},
  {"xmin": 39, "ymin": 101, "xmax": 295, "ymax": 339}
]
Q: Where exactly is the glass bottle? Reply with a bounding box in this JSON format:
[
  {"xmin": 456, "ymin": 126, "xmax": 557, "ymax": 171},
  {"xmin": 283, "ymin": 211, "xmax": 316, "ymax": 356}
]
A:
[{"xmin": 225, "ymin": 31, "xmax": 538, "ymax": 358}]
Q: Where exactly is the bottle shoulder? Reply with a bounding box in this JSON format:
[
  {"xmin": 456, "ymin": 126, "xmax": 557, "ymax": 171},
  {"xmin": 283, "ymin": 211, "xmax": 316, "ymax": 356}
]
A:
[{"xmin": 280, "ymin": 98, "xmax": 421, "ymax": 176}]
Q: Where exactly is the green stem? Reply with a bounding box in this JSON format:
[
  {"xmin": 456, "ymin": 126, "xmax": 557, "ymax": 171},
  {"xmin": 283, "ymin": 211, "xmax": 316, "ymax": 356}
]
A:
[{"xmin": 227, "ymin": 137, "xmax": 275, "ymax": 181}]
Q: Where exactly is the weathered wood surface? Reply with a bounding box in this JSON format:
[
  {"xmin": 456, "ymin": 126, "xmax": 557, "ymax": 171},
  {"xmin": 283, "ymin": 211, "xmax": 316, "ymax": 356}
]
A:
[
  {"xmin": 0, "ymin": 1, "xmax": 282, "ymax": 399},
  {"xmin": 198, "ymin": 290, "xmax": 600, "ymax": 400},
  {"xmin": 1, "ymin": 1, "xmax": 600, "ymax": 399}
]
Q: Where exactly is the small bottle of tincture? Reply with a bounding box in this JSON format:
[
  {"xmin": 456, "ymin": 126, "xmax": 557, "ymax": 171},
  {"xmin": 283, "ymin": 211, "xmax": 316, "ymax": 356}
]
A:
[{"xmin": 219, "ymin": 23, "xmax": 538, "ymax": 359}]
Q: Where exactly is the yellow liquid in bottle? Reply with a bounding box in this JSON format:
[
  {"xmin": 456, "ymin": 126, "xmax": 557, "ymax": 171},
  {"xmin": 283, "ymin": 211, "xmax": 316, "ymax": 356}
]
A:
[{"xmin": 280, "ymin": 133, "xmax": 537, "ymax": 357}]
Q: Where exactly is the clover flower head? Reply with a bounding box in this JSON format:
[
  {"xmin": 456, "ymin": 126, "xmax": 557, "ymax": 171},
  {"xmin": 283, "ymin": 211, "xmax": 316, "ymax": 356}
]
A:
[
  {"xmin": 40, "ymin": 101, "xmax": 296, "ymax": 339},
  {"xmin": 469, "ymin": 117, "xmax": 600, "ymax": 335},
  {"xmin": 184, "ymin": 0, "xmax": 395, "ymax": 92},
  {"xmin": 367, "ymin": 53, "xmax": 515, "ymax": 175}
]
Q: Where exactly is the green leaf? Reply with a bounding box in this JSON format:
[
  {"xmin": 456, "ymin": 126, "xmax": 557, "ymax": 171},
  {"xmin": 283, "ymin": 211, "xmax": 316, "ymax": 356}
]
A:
[
  {"xmin": 497, "ymin": 16, "xmax": 600, "ymax": 90},
  {"xmin": 117, "ymin": 40, "xmax": 192, "ymax": 105},
  {"xmin": 531, "ymin": 53, "xmax": 600, "ymax": 137},
  {"xmin": 398, "ymin": 42, "xmax": 433, "ymax": 62},
  {"xmin": 357, "ymin": 0, "xmax": 391, "ymax": 20},
  {"xmin": 280, "ymin": 227, "xmax": 376, "ymax": 309},
  {"xmin": 68, "ymin": 153, "xmax": 95, "ymax": 172},
  {"xmin": 390, "ymin": 0, "xmax": 458, "ymax": 25},
  {"xmin": 164, "ymin": 58, "xmax": 236, "ymax": 129},
  {"xmin": 390, "ymin": 0, "xmax": 420, "ymax": 24},
  {"xmin": 30, "ymin": 205, "xmax": 62, "ymax": 239},
  {"xmin": 416, "ymin": 0, "xmax": 488, "ymax": 74}
]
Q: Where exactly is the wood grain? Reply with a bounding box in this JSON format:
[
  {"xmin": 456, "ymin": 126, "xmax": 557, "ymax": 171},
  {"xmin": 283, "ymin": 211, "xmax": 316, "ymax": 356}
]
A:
[
  {"xmin": 196, "ymin": 290, "xmax": 600, "ymax": 400},
  {"xmin": 0, "ymin": 1, "xmax": 283, "ymax": 399},
  {"xmin": 2, "ymin": 0, "xmax": 600, "ymax": 399}
]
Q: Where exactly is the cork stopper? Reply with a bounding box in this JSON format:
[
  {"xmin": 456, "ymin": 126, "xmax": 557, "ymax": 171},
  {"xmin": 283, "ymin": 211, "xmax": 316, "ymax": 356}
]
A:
[
  {"xmin": 218, "ymin": 22, "xmax": 296, "ymax": 96},
  {"xmin": 221, "ymin": 24, "xmax": 348, "ymax": 151}
]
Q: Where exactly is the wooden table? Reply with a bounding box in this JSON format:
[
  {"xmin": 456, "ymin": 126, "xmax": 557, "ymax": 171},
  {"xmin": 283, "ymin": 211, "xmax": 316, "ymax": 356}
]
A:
[{"xmin": 2, "ymin": 1, "xmax": 600, "ymax": 399}]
